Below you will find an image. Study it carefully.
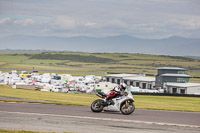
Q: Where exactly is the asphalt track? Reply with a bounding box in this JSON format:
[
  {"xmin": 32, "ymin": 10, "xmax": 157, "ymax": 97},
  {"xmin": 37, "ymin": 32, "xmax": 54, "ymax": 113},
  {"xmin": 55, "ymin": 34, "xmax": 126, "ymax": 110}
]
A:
[{"xmin": 0, "ymin": 102, "xmax": 200, "ymax": 133}]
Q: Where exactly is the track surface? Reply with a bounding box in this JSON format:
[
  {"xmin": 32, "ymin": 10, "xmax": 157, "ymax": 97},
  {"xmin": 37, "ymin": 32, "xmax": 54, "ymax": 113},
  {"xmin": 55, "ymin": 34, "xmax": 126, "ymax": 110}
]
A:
[{"xmin": 0, "ymin": 102, "xmax": 200, "ymax": 133}]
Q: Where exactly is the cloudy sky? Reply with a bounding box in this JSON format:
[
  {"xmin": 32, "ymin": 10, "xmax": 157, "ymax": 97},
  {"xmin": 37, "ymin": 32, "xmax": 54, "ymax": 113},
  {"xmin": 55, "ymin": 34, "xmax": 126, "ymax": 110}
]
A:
[{"xmin": 0, "ymin": 0, "xmax": 200, "ymax": 39}]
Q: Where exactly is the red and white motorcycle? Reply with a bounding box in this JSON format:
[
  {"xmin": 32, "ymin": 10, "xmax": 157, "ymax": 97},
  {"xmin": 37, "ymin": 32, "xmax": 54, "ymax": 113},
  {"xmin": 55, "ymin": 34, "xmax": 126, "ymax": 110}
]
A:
[{"xmin": 91, "ymin": 90, "xmax": 135, "ymax": 115}]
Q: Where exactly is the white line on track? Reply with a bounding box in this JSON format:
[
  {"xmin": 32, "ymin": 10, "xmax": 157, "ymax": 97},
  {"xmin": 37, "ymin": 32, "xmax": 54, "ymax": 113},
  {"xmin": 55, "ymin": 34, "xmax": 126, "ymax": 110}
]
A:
[{"xmin": 0, "ymin": 111, "xmax": 199, "ymax": 128}]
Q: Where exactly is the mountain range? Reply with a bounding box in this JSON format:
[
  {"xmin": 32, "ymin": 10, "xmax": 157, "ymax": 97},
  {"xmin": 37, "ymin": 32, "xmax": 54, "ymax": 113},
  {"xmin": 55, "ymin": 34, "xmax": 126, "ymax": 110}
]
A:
[{"xmin": 0, "ymin": 35, "xmax": 200, "ymax": 56}]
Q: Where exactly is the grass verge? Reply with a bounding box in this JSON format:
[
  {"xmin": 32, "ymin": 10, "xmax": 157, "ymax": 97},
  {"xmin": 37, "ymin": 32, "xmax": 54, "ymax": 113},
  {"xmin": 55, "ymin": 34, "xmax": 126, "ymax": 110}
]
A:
[
  {"xmin": 0, "ymin": 129, "xmax": 72, "ymax": 133},
  {"xmin": 0, "ymin": 129, "xmax": 52, "ymax": 133},
  {"xmin": 0, "ymin": 85, "xmax": 200, "ymax": 112}
]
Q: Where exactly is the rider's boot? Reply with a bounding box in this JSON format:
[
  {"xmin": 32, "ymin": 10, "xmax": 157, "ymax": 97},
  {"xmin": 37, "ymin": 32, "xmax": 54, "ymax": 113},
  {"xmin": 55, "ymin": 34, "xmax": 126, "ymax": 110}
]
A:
[
  {"xmin": 104, "ymin": 96, "xmax": 114, "ymax": 106},
  {"xmin": 103, "ymin": 96, "xmax": 109, "ymax": 106},
  {"xmin": 109, "ymin": 100, "xmax": 114, "ymax": 105}
]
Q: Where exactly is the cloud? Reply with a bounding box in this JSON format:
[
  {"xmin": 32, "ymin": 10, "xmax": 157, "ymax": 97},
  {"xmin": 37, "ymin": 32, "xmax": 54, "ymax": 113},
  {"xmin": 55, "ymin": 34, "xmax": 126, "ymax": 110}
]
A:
[
  {"xmin": 0, "ymin": 0, "xmax": 200, "ymax": 38},
  {"xmin": 168, "ymin": 17, "xmax": 200, "ymax": 30},
  {"xmin": 53, "ymin": 16, "xmax": 77, "ymax": 29},
  {"xmin": 0, "ymin": 16, "xmax": 39, "ymax": 26},
  {"xmin": 84, "ymin": 22, "xmax": 97, "ymax": 27},
  {"xmin": 0, "ymin": 18, "xmax": 11, "ymax": 24},
  {"xmin": 105, "ymin": 19, "xmax": 128, "ymax": 28},
  {"xmin": 0, "ymin": 15, "xmax": 50, "ymax": 36},
  {"xmin": 13, "ymin": 18, "xmax": 35, "ymax": 25}
]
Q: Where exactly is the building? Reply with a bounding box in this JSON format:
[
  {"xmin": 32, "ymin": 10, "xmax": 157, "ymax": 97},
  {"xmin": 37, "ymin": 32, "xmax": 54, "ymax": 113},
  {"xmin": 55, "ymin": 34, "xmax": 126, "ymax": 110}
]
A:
[
  {"xmin": 104, "ymin": 67, "xmax": 200, "ymax": 94},
  {"xmin": 156, "ymin": 67, "xmax": 191, "ymax": 88},
  {"xmin": 105, "ymin": 73, "xmax": 155, "ymax": 89},
  {"xmin": 155, "ymin": 67, "xmax": 200, "ymax": 95},
  {"xmin": 165, "ymin": 82, "xmax": 200, "ymax": 95},
  {"xmin": 123, "ymin": 76, "xmax": 155, "ymax": 89},
  {"xmin": 105, "ymin": 74, "xmax": 140, "ymax": 84}
]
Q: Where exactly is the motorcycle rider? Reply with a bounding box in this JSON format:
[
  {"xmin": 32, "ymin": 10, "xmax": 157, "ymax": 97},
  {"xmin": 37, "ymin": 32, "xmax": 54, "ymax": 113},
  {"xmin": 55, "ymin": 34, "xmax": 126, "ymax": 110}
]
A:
[{"xmin": 104, "ymin": 83, "xmax": 127, "ymax": 105}]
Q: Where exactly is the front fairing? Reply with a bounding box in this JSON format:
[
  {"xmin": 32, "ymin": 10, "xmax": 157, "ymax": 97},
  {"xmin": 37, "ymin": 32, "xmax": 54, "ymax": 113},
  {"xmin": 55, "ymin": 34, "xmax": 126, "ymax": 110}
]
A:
[
  {"xmin": 104, "ymin": 91, "xmax": 134, "ymax": 112},
  {"xmin": 104, "ymin": 98, "xmax": 121, "ymax": 112}
]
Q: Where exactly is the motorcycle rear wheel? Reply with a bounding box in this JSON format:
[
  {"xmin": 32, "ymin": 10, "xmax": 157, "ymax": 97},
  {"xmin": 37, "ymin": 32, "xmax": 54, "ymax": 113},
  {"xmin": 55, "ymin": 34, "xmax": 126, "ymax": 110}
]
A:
[
  {"xmin": 91, "ymin": 99, "xmax": 104, "ymax": 112},
  {"xmin": 120, "ymin": 101, "xmax": 135, "ymax": 115}
]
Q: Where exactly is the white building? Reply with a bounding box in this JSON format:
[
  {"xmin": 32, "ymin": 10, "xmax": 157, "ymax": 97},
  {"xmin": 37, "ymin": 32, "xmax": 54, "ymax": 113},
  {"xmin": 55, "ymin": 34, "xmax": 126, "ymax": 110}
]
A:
[
  {"xmin": 105, "ymin": 74, "xmax": 140, "ymax": 84},
  {"xmin": 123, "ymin": 76, "xmax": 155, "ymax": 89},
  {"xmin": 104, "ymin": 73, "xmax": 155, "ymax": 89},
  {"xmin": 165, "ymin": 82, "xmax": 200, "ymax": 95}
]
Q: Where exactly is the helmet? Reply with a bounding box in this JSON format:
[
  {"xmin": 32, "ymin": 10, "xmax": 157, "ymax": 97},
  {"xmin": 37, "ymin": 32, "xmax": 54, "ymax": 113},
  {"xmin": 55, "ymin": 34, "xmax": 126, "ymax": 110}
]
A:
[{"xmin": 120, "ymin": 83, "xmax": 126, "ymax": 91}]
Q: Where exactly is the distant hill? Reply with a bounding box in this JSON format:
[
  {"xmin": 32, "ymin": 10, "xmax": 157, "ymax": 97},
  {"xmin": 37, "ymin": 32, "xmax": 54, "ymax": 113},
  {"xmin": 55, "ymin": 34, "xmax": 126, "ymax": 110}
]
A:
[
  {"xmin": 187, "ymin": 56, "xmax": 200, "ymax": 61},
  {"xmin": 0, "ymin": 35, "xmax": 200, "ymax": 56},
  {"xmin": 0, "ymin": 49, "xmax": 49, "ymax": 53}
]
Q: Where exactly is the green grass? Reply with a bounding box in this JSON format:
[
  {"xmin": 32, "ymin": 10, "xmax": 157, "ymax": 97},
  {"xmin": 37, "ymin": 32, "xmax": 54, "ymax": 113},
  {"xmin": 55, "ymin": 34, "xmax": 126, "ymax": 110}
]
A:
[
  {"xmin": 0, "ymin": 129, "xmax": 42, "ymax": 133},
  {"xmin": 135, "ymin": 95, "xmax": 200, "ymax": 112},
  {"xmin": 55, "ymin": 72, "xmax": 106, "ymax": 77},
  {"xmin": 23, "ymin": 59, "xmax": 67, "ymax": 64},
  {"xmin": 0, "ymin": 129, "xmax": 61, "ymax": 133},
  {"xmin": 0, "ymin": 85, "xmax": 96, "ymax": 106},
  {"xmin": 0, "ymin": 55, "xmax": 28, "ymax": 63},
  {"xmin": 0, "ymin": 52, "xmax": 200, "ymax": 79},
  {"xmin": 0, "ymin": 85, "xmax": 200, "ymax": 112},
  {"xmin": 190, "ymin": 78, "xmax": 200, "ymax": 83}
]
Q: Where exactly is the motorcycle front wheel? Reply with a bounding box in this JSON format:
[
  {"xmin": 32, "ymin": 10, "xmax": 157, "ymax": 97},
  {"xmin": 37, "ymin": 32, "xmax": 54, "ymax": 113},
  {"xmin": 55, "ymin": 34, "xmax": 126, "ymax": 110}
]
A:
[
  {"xmin": 120, "ymin": 101, "xmax": 135, "ymax": 115},
  {"xmin": 91, "ymin": 99, "xmax": 104, "ymax": 112}
]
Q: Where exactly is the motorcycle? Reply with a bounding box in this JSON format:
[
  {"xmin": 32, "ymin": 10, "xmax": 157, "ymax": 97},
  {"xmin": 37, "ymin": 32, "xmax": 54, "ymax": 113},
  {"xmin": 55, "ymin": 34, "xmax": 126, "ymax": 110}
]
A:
[{"xmin": 91, "ymin": 90, "xmax": 135, "ymax": 115}]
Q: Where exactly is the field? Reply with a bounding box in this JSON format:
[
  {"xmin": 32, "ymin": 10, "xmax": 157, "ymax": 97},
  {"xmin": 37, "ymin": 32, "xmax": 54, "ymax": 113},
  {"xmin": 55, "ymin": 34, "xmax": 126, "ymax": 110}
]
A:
[
  {"xmin": 0, "ymin": 129, "xmax": 50, "ymax": 133},
  {"xmin": 0, "ymin": 85, "xmax": 200, "ymax": 112},
  {"xmin": 0, "ymin": 52, "xmax": 200, "ymax": 78}
]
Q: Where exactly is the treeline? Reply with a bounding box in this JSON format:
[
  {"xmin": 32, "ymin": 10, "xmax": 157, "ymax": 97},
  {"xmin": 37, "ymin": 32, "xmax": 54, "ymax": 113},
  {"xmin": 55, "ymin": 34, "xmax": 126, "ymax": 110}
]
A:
[{"xmin": 29, "ymin": 54, "xmax": 115, "ymax": 63}]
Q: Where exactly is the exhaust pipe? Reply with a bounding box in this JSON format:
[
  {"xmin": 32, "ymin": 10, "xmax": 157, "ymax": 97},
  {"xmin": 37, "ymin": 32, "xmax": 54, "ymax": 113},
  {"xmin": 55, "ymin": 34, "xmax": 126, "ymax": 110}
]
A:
[{"xmin": 96, "ymin": 93, "xmax": 103, "ymax": 98}]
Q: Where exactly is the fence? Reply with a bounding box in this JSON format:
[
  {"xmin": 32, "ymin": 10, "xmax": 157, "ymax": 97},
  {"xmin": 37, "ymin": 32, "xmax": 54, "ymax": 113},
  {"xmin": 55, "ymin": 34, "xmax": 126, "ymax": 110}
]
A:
[{"xmin": 131, "ymin": 92, "xmax": 200, "ymax": 97}]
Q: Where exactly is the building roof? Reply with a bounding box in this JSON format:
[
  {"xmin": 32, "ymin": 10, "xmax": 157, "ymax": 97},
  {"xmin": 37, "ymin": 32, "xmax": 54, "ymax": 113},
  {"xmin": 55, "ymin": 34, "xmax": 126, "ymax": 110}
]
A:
[
  {"xmin": 165, "ymin": 82, "xmax": 200, "ymax": 87},
  {"xmin": 157, "ymin": 67, "xmax": 186, "ymax": 70},
  {"xmin": 105, "ymin": 73, "xmax": 140, "ymax": 78},
  {"xmin": 97, "ymin": 82, "xmax": 118, "ymax": 85},
  {"xmin": 161, "ymin": 73, "xmax": 192, "ymax": 78},
  {"xmin": 123, "ymin": 76, "xmax": 155, "ymax": 82}
]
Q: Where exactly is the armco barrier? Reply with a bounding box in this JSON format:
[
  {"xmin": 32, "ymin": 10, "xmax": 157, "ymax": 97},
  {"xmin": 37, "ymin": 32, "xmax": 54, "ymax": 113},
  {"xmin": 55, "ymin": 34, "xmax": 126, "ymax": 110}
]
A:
[{"xmin": 131, "ymin": 92, "xmax": 200, "ymax": 97}]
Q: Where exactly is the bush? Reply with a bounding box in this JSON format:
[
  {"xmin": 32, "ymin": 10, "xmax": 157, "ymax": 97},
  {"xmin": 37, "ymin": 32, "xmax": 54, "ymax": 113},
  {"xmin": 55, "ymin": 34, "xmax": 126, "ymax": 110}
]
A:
[{"xmin": 30, "ymin": 54, "xmax": 116, "ymax": 63}]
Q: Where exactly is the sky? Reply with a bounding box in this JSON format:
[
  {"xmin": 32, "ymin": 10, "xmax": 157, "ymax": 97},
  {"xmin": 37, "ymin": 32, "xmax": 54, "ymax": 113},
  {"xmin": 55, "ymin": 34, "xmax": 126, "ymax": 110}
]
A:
[{"xmin": 0, "ymin": 0, "xmax": 200, "ymax": 39}]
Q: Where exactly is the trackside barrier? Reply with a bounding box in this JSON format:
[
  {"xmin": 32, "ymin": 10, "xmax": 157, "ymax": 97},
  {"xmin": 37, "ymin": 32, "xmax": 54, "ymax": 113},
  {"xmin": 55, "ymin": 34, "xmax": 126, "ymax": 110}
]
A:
[{"xmin": 131, "ymin": 92, "xmax": 200, "ymax": 98}]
